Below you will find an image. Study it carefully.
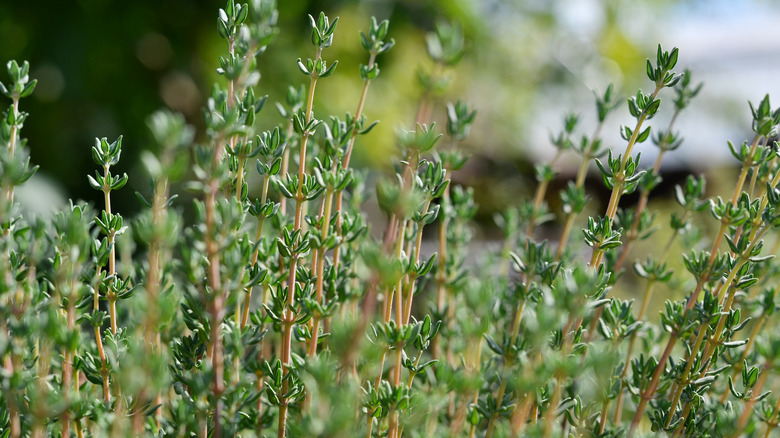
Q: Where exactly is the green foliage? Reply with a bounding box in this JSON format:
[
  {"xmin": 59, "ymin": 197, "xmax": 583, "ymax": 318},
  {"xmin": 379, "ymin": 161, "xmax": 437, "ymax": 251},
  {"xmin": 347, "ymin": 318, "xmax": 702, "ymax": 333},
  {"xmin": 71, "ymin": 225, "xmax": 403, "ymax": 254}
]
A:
[{"xmin": 4, "ymin": 3, "xmax": 780, "ymax": 438}]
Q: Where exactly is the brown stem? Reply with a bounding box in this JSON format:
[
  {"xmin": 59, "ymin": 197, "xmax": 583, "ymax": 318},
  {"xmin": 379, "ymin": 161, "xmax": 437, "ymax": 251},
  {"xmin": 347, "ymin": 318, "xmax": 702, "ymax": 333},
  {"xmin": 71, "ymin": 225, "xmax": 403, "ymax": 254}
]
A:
[
  {"xmin": 386, "ymin": 342, "xmax": 405, "ymax": 438},
  {"xmin": 92, "ymin": 260, "xmax": 111, "ymax": 403},
  {"xmin": 485, "ymin": 299, "xmax": 526, "ymax": 437},
  {"xmin": 329, "ymin": 55, "xmax": 380, "ymax": 358},
  {"xmin": 202, "ymin": 36, "xmax": 241, "ymax": 432},
  {"xmin": 665, "ymin": 325, "xmax": 707, "ymax": 427},
  {"xmin": 731, "ymin": 361, "xmax": 772, "ymax": 438},
  {"xmin": 102, "ymin": 166, "xmax": 119, "ymax": 336},
  {"xmin": 656, "ymin": 245, "xmax": 756, "ymax": 433},
  {"xmin": 278, "ymin": 121, "xmax": 294, "ymax": 218},
  {"xmin": 527, "ymin": 150, "xmax": 563, "ymax": 238},
  {"xmin": 307, "ymin": 188, "xmax": 335, "ymax": 356},
  {"xmin": 241, "ymin": 175, "xmax": 271, "ymax": 330},
  {"xmin": 2, "ymin": 97, "xmax": 20, "ymax": 204},
  {"xmin": 2, "ymin": 330, "xmax": 21, "ymax": 438},
  {"xmin": 590, "ymin": 85, "xmax": 663, "ymax": 268},
  {"xmin": 342, "ymin": 53, "xmax": 377, "ymax": 168},
  {"xmin": 451, "ymin": 337, "xmax": 484, "ymax": 434},
  {"xmin": 204, "ymin": 177, "xmax": 225, "ymax": 438},
  {"xmin": 614, "ymin": 280, "xmax": 656, "ymax": 423},
  {"xmin": 432, "ymin": 183, "xmax": 451, "ymax": 359},
  {"xmin": 402, "ymin": 201, "xmax": 432, "ymax": 325},
  {"xmin": 555, "ymin": 127, "xmax": 600, "ymax": 260},
  {"xmin": 145, "ymin": 172, "xmax": 171, "ymax": 429},
  {"xmin": 509, "ymin": 395, "xmax": 534, "ymax": 436},
  {"xmin": 762, "ymin": 391, "xmax": 780, "ymax": 437},
  {"xmin": 543, "ymin": 373, "xmax": 565, "ymax": 437},
  {"xmin": 629, "ymin": 336, "xmax": 677, "ymax": 435},
  {"xmin": 278, "ymin": 47, "xmax": 321, "ymax": 438},
  {"xmin": 365, "ymin": 409, "xmax": 376, "ymax": 438},
  {"xmin": 599, "ymin": 399, "xmax": 610, "ymax": 434},
  {"xmin": 61, "ymin": 298, "xmax": 76, "ymax": 438},
  {"xmin": 720, "ymin": 312, "xmax": 768, "ymax": 404},
  {"xmin": 277, "ymin": 318, "xmax": 294, "ymax": 438},
  {"xmin": 628, "ymin": 134, "xmax": 765, "ymax": 433},
  {"xmin": 614, "ymin": 111, "xmax": 683, "ymax": 273}
]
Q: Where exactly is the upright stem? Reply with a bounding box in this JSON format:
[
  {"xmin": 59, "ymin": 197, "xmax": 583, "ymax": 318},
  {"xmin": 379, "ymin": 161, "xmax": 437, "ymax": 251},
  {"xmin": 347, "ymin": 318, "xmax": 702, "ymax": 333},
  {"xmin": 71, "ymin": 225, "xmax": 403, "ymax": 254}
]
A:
[
  {"xmin": 628, "ymin": 135, "xmax": 764, "ymax": 435},
  {"xmin": 102, "ymin": 165, "xmax": 119, "ymax": 335},
  {"xmin": 205, "ymin": 177, "xmax": 225, "ymax": 438},
  {"xmin": 342, "ymin": 52, "xmax": 376, "ymax": 169},
  {"xmin": 614, "ymin": 219, "xmax": 682, "ymax": 422},
  {"xmin": 278, "ymin": 48, "xmax": 321, "ymax": 438},
  {"xmin": 203, "ymin": 34, "xmax": 237, "ymax": 433},
  {"xmin": 629, "ymin": 335, "xmax": 676, "ymax": 435},
  {"xmin": 93, "ymin": 263, "xmax": 111, "ymax": 403},
  {"xmin": 613, "ymin": 280, "xmax": 655, "ymax": 423},
  {"xmin": 3, "ymin": 340, "xmax": 21, "ymax": 438},
  {"xmin": 451, "ymin": 337, "xmax": 484, "ymax": 434},
  {"xmin": 614, "ymin": 107, "xmax": 685, "ymax": 274},
  {"xmin": 590, "ymin": 85, "xmax": 663, "ymax": 268},
  {"xmin": 307, "ymin": 187, "xmax": 334, "ymax": 356},
  {"xmin": 670, "ymin": 219, "xmax": 773, "ymax": 431},
  {"xmin": 485, "ymin": 299, "xmax": 526, "ymax": 437},
  {"xmin": 387, "ymin": 340, "xmax": 405, "ymax": 438},
  {"xmin": 509, "ymin": 395, "xmax": 534, "ymax": 436},
  {"xmin": 415, "ymin": 63, "xmax": 442, "ymax": 126},
  {"xmin": 555, "ymin": 154, "xmax": 593, "ymax": 261},
  {"xmin": 383, "ymin": 225, "xmax": 411, "ymax": 438},
  {"xmin": 142, "ymin": 170, "xmax": 170, "ymax": 432},
  {"xmin": 527, "ymin": 151, "xmax": 563, "ymax": 238},
  {"xmin": 432, "ymin": 182, "xmax": 451, "ymax": 359},
  {"xmin": 720, "ymin": 311, "xmax": 768, "ymax": 404},
  {"xmin": 331, "ymin": 52, "xmax": 378, "ymax": 314},
  {"xmin": 665, "ymin": 323, "xmax": 707, "ymax": 427},
  {"xmin": 0, "ymin": 94, "xmax": 21, "ymax": 436},
  {"xmin": 278, "ymin": 121, "xmax": 294, "ymax": 219},
  {"xmin": 241, "ymin": 175, "xmax": 271, "ymax": 330},
  {"xmin": 543, "ymin": 372, "xmax": 565, "ymax": 437},
  {"xmin": 61, "ymin": 288, "xmax": 77, "ymax": 438},
  {"xmin": 762, "ymin": 392, "xmax": 780, "ymax": 437},
  {"xmin": 2, "ymin": 97, "xmax": 20, "ymax": 204},
  {"xmin": 555, "ymin": 117, "xmax": 604, "ymax": 260},
  {"xmin": 731, "ymin": 361, "xmax": 772, "ymax": 438},
  {"xmin": 402, "ymin": 200, "xmax": 432, "ymax": 325}
]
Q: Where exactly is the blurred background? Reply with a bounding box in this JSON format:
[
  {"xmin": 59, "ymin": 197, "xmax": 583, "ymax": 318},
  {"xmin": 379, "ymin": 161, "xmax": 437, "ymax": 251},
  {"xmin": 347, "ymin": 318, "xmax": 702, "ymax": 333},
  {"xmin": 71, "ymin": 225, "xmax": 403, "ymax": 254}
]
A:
[{"xmin": 3, "ymin": 0, "xmax": 780, "ymax": 224}]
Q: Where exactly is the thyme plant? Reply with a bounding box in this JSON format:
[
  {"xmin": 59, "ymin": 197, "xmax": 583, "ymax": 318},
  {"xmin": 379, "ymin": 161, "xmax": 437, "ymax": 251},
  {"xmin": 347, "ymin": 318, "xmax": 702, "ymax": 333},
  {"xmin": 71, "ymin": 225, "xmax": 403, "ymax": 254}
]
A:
[{"xmin": 3, "ymin": 2, "xmax": 780, "ymax": 438}]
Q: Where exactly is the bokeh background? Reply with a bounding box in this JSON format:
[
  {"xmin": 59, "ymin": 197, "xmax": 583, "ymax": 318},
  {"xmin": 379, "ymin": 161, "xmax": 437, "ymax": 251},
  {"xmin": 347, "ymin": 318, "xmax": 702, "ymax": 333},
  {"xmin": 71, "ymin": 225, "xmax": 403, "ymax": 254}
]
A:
[{"xmin": 3, "ymin": 0, "xmax": 780, "ymax": 226}]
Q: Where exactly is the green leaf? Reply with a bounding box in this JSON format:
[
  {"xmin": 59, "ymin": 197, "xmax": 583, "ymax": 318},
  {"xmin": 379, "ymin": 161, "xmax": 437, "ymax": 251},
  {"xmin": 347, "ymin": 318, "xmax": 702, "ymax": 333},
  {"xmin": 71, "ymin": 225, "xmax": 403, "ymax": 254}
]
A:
[
  {"xmin": 269, "ymin": 157, "xmax": 282, "ymax": 175},
  {"xmin": 135, "ymin": 191, "xmax": 152, "ymax": 208},
  {"xmin": 87, "ymin": 174, "xmax": 103, "ymax": 191},
  {"xmin": 19, "ymin": 79, "xmax": 37, "ymax": 98},
  {"xmin": 644, "ymin": 99, "xmax": 661, "ymax": 118},
  {"xmin": 296, "ymin": 58, "xmax": 310, "ymax": 75},
  {"xmin": 320, "ymin": 60, "xmax": 338, "ymax": 78},
  {"xmin": 636, "ymin": 126, "xmax": 652, "ymax": 143},
  {"xmin": 236, "ymin": 3, "xmax": 248, "ymax": 25},
  {"xmin": 484, "ymin": 334, "xmax": 504, "ymax": 355},
  {"xmin": 646, "ymin": 59, "xmax": 654, "ymax": 81},
  {"xmin": 111, "ymin": 173, "xmax": 129, "ymax": 190},
  {"xmin": 359, "ymin": 120, "xmax": 379, "ymax": 135},
  {"xmin": 360, "ymin": 31, "xmax": 371, "ymax": 51},
  {"xmin": 668, "ymin": 47, "xmax": 679, "ymax": 70}
]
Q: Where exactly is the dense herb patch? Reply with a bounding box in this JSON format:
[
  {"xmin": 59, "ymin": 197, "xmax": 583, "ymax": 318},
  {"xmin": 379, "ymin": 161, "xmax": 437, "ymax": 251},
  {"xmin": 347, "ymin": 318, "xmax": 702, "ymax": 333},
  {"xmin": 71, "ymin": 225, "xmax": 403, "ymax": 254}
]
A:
[{"xmin": 2, "ymin": 1, "xmax": 780, "ymax": 437}]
